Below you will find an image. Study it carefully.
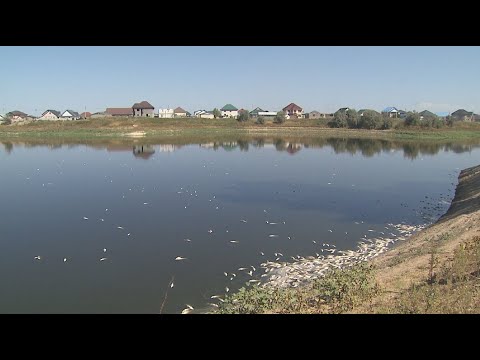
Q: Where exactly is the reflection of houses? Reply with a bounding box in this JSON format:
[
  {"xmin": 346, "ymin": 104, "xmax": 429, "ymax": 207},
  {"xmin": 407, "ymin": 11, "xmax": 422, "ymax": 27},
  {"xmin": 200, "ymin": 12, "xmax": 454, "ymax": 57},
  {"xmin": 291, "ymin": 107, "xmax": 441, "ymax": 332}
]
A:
[
  {"xmin": 274, "ymin": 140, "xmax": 302, "ymax": 154},
  {"xmin": 133, "ymin": 145, "xmax": 155, "ymax": 159},
  {"xmin": 132, "ymin": 101, "xmax": 155, "ymax": 117},
  {"xmin": 38, "ymin": 110, "xmax": 61, "ymax": 120},
  {"xmin": 200, "ymin": 141, "xmax": 238, "ymax": 150},
  {"xmin": 157, "ymin": 144, "xmax": 179, "ymax": 152},
  {"xmin": 286, "ymin": 143, "xmax": 301, "ymax": 154},
  {"xmin": 282, "ymin": 103, "xmax": 304, "ymax": 119}
]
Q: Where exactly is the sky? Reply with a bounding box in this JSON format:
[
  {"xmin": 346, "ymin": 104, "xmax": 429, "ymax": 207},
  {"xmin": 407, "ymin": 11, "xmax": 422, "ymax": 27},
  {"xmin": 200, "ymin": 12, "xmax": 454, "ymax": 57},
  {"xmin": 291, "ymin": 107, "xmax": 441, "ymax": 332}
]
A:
[{"xmin": 1, "ymin": 46, "xmax": 479, "ymax": 116}]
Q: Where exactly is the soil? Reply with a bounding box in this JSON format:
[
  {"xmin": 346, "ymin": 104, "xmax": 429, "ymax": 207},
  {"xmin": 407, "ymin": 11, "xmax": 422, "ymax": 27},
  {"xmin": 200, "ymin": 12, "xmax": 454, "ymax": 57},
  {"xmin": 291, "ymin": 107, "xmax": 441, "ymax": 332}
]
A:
[{"xmin": 370, "ymin": 164, "xmax": 480, "ymax": 306}]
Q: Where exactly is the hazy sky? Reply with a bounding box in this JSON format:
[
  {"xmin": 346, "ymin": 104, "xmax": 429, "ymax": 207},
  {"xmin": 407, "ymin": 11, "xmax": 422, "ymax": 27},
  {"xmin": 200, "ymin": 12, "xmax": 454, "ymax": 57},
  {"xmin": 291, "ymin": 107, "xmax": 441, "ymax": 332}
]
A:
[{"xmin": 1, "ymin": 46, "xmax": 479, "ymax": 116}]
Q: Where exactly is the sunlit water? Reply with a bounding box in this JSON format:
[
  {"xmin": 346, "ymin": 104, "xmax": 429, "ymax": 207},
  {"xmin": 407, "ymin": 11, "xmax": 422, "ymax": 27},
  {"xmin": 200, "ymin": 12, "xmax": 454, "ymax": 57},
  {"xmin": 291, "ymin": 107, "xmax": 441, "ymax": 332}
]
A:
[{"xmin": 0, "ymin": 138, "xmax": 479, "ymax": 313}]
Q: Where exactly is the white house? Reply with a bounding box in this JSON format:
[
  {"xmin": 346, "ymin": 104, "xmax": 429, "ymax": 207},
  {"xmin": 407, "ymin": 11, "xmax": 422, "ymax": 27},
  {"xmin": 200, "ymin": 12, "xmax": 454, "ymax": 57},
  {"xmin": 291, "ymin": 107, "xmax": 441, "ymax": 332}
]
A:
[
  {"xmin": 61, "ymin": 110, "xmax": 80, "ymax": 120},
  {"xmin": 221, "ymin": 104, "xmax": 239, "ymax": 118},
  {"xmin": 258, "ymin": 111, "xmax": 277, "ymax": 117},
  {"xmin": 158, "ymin": 108, "xmax": 174, "ymax": 118},
  {"xmin": 382, "ymin": 107, "xmax": 399, "ymax": 118},
  {"xmin": 174, "ymin": 107, "xmax": 188, "ymax": 117},
  {"xmin": 194, "ymin": 110, "xmax": 208, "ymax": 117},
  {"xmin": 38, "ymin": 110, "xmax": 61, "ymax": 121},
  {"xmin": 282, "ymin": 103, "xmax": 304, "ymax": 119},
  {"xmin": 199, "ymin": 112, "xmax": 214, "ymax": 119}
]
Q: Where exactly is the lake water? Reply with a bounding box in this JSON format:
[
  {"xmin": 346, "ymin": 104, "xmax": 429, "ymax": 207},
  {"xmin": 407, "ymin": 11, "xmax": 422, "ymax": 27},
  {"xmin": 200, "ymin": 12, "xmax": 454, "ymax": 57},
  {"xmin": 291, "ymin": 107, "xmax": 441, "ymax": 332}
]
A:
[{"xmin": 1, "ymin": 137, "xmax": 479, "ymax": 313}]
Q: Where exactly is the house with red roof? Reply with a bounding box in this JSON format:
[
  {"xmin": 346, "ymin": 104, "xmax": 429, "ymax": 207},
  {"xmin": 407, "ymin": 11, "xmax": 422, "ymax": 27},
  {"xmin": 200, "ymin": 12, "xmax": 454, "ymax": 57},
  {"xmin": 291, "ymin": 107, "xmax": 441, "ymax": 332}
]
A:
[
  {"xmin": 105, "ymin": 108, "xmax": 133, "ymax": 117},
  {"xmin": 282, "ymin": 103, "xmax": 304, "ymax": 119}
]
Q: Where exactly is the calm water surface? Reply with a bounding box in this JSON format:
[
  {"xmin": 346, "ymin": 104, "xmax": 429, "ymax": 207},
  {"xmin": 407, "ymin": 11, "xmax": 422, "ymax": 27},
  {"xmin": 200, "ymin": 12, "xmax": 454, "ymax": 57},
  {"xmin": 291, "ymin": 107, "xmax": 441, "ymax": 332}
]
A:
[{"xmin": 1, "ymin": 138, "xmax": 479, "ymax": 313}]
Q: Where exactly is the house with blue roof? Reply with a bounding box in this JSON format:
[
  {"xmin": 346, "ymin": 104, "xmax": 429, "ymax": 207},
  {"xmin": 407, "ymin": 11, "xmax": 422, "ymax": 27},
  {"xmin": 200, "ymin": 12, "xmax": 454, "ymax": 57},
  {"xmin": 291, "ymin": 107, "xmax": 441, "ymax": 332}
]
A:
[{"xmin": 382, "ymin": 107, "xmax": 399, "ymax": 118}]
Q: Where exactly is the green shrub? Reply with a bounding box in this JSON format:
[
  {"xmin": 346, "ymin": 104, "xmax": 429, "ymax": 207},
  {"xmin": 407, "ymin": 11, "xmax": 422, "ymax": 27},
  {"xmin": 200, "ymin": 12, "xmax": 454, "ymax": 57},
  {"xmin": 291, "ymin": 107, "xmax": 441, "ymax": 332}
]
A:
[
  {"xmin": 405, "ymin": 112, "xmax": 421, "ymax": 126},
  {"xmin": 273, "ymin": 111, "xmax": 286, "ymax": 124},
  {"xmin": 255, "ymin": 116, "xmax": 265, "ymax": 125}
]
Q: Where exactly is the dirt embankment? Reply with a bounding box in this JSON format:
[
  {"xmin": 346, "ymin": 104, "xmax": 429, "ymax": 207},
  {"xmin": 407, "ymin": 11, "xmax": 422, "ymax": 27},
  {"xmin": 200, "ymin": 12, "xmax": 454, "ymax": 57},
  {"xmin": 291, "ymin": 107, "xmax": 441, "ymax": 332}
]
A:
[{"xmin": 371, "ymin": 164, "xmax": 480, "ymax": 304}]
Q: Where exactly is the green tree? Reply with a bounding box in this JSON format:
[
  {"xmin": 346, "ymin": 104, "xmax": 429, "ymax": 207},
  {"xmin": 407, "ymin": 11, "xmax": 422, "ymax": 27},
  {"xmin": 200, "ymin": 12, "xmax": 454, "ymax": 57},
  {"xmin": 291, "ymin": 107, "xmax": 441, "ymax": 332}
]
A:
[
  {"xmin": 382, "ymin": 116, "xmax": 393, "ymax": 130},
  {"xmin": 330, "ymin": 110, "xmax": 347, "ymax": 128},
  {"xmin": 405, "ymin": 112, "xmax": 421, "ymax": 126},
  {"xmin": 212, "ymin": 108, "xmax": 221, "ymax": 119},
  {"xmin": 1, "ymin": 114, "xmax": 12, "ymax": 125},
  {"xmin": 255, "ymin": 116, "xmax": 265, "ymax": 125},
  {"xmin": 273, "ymin": 111, "xmax": 286, "ymax": 124},
  {"xmin": 446, "ymin": 115, "xmax": 454, "ymax": 127},
  {"xmin": 237, "ymin": 109, "xmax": 250, "ymax": 122},
  {"xmin": 346, "ymin": 108, "xmax": 359, "ymax": 128},
  {"xmin": 359, "ymin": 110, "xmax": 382, "ymax": 129},
  {"xmin": 432, "ymin": 117, "xmax": 445, "ymax": 129}
]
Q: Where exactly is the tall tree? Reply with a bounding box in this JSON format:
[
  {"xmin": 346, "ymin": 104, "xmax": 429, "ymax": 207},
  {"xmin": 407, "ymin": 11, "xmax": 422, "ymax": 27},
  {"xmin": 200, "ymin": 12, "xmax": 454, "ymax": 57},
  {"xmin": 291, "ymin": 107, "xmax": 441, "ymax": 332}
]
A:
[{"xmin": 212, "ymin": 108, "xmax": 221, "ymax": 119}]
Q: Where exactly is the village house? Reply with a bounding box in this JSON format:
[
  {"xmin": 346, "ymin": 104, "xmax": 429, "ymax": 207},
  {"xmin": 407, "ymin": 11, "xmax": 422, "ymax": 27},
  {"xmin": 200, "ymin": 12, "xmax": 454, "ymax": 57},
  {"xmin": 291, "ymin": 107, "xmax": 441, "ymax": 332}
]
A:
[
  {"xmin": 221, "ymin": 104, "xmax": 239, "ymax": 118},
  {"xmin": 38, "ymin": 110, "xmax": 61, "ymax": 121},
  {"xmin": 358, "ymin": 109, "xmax": 380, "ymax": 117},
  {"xmin": 419, "ymin": 110, "xmax": 437, "ymax": 120},
  {"xmin": 61, "ymin": 110, "xmax": 81, "ymax": 120},
  {"xmin": 200, "ymin": 112, "xmax": 215, "ymax": 119},
  {"xmin": 105, "ymin": 108, "xmax": 133, "ymax": 117},
  {"xmin": 258, "ymin": 111, "xmax": 277, "ymax": 118},
  {"xmin": 132, "ymin": 101, "xmax": 155, "ymax": 117},
  {"xmin": 249, "ymin": 107, "xmax": 264, "ymax": 117},
  {"xmin": 194, "ymin": 110, "xmax": 207, "ymax": 117},
  {"xmin": 174, "ymin": 107, "xmax": 188, "ymax": 117},
  {"xmin": 193, "ymin": 110, "xmax": 214, "ymax": 118},
  {"xmin": 80, "ymin": 112, "xmax": 92, "ymax": 119},
  {"xmin": 158, "ymin": 108, "xmax": 174, "ymax": 118},
  {"xmin": 382, "ymin": 107, "xmax": 399, "ymax": 118},
  {"xmin": 451, "ymin": 109, "xmax": 479, "ymax": 121},
  {"xmin": 307, "ymin": 110, "xmax": 330, "ymax": 119},
  {"xmin": 282, "ymin": 103, "xmax": 304, "ymax": 119},
  {"xmin": 397, "ymin": 110, "xmax": 407, "ymax": 119},
  {"xmin": 91, "ymin": 111, "xmax": 108, "ymax": 118},
  {"xmin": 7, "ymin": 110, "xmax": 30, "ymax": 122}
]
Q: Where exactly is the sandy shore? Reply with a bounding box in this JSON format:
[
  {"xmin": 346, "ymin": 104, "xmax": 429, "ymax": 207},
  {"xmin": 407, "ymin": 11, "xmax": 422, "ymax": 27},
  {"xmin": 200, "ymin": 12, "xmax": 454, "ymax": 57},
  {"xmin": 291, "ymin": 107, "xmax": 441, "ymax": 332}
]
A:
[
  {"xmin": 370, "ymin": 164, "xmax": 480, "ymax": 303},
  {"xmin": 260, "ymin": 164, "xmax": 480, "ymax": 292}
]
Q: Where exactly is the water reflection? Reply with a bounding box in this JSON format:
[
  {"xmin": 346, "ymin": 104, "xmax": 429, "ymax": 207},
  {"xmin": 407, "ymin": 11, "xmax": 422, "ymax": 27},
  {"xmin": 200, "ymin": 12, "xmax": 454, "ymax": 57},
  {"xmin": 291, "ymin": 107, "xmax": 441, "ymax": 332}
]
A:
[
  {"xmin": 133, "ymin": 145, "xmax": 155, "ymax": 160},
  {"xmin": 1, "ymin": 137, "xmax": 479, "ymax": 160}
]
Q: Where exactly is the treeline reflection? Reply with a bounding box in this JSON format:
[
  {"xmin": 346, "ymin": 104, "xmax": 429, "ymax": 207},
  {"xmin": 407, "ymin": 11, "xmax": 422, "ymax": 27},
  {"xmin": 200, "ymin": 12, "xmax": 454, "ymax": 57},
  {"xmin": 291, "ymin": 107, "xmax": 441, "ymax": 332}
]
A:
[
  {"xmin": 2, "ymin": 137, "xmax": 479, "ymax": 160},
  {"xmin": 197, "ymin": 138, "xmax": 478, "ymax": 159}
]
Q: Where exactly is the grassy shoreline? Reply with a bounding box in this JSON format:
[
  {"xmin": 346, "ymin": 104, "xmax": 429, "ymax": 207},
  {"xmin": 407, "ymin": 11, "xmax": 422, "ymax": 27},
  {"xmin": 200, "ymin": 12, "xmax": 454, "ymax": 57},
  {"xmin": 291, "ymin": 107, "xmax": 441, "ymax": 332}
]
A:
[{"xmin": 1, "ymin": 118, "xmax": 480, "ymax": 141}]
